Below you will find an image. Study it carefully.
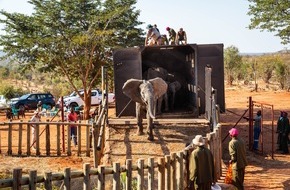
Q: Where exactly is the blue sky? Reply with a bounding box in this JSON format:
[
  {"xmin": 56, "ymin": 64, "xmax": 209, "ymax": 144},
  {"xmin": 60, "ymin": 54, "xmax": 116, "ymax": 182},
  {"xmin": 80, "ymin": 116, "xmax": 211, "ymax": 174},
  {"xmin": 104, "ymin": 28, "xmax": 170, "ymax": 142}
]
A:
[{"xmin": 0, "ymin": 0, "xmax": 287, "ymax": 53}]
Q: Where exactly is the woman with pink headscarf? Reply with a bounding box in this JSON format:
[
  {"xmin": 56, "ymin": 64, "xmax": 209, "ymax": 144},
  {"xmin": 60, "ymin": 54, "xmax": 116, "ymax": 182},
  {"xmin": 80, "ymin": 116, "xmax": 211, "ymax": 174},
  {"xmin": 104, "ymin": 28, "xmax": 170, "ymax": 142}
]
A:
[{"xmin": 228, "ymin": 128, "xmax": 248, "ymax": 190}]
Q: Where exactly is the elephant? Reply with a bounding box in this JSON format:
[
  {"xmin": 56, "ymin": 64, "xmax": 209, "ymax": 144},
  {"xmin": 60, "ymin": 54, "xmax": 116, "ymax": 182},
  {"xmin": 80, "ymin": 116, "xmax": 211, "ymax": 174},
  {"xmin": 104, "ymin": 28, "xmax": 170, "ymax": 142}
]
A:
[
  {"xmin": 145, "ymin": 67, "xmax": 169, "ymax": 114},
  {"xmin": 122, "ymin": 77, "xmax": 168, "ymax": 141},
  {"xmin": 167, "ymin": 81, "xmax": 182, "ymax": 110}
]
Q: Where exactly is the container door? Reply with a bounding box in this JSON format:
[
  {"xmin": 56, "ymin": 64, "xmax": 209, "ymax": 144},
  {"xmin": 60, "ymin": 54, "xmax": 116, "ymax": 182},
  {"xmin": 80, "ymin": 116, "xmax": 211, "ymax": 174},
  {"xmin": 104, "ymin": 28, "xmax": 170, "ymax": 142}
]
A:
[
  {"xmin": 196, "ymin": 44, "xmax": 225, "ymax": 114},
  {"xmin": 113, "ymin": 47, "xmax": 142, "ymax": 116}
]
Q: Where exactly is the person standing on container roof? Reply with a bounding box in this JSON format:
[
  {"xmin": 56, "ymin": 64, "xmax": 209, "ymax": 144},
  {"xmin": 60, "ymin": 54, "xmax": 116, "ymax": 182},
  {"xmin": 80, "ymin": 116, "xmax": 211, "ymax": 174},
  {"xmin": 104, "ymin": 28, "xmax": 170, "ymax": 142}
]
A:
[
  {"xmin": 144, "ymin": 24, "xmax": 162, "ymax": 46},
  {"xmin": 166, "ymin": 27, "xmax": 176, "ymax": 45},
  {"xmin": 176, "ymin": 27, "xmax": 187, "ymax": 45}
]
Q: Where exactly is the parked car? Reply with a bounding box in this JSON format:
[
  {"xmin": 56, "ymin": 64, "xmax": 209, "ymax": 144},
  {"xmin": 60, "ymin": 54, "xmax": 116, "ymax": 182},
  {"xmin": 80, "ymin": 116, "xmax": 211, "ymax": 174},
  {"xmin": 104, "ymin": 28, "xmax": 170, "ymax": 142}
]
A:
[
  {"xmin": 0, "ymin": 95, "xmax": 9, "ymax": 110},
  {"xmin": 10, "ymin": 93, "xmax": 56, "ymax": 110},
  {"xmin": 63, "ymin": 89, "xmax": 115, "ymax": 108}
]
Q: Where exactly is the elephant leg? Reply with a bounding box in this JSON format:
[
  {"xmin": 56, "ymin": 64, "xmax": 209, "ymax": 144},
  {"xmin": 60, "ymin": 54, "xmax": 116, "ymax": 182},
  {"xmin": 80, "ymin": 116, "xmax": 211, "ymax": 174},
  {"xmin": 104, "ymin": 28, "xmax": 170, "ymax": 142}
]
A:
[
  {"xmin": 164, "ymin": 93, "xmax": 169, "ymax": 112},
  {"xmin": 157, "ymin": 96, "xmax": 162, "ymax": 114},
  {"xmin": 136, "ymin": 103, "xmax": 144, "ymax": 135},
  {"xmin": 171, "ymin": 91, "xmax": 175, "ymax": 110},
  {"xmin": 146, "ymin": 110, "xmax": 154, "ymax": 141}
]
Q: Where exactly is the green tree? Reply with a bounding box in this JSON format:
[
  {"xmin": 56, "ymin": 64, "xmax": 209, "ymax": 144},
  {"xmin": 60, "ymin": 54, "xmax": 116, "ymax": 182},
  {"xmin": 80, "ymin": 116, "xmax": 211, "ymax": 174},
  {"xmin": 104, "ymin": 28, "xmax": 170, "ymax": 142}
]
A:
[
  {"xmin": 275, "ymin": 61, "xmax": 288, "ymax": 89},
  {"xmin": 0, "ymin": 0, "xmax": 144, "ymax": 118},
  {"xmin": 247, "ymin": 0, "xmax": 290, "ymax": 44},
  {"xmin": 256, "ymin": 55, "xmax": 282, "ymax": 84},
  {"xmin": 224, "ymin": 45, "xmax": 242, "ymax": 85}
]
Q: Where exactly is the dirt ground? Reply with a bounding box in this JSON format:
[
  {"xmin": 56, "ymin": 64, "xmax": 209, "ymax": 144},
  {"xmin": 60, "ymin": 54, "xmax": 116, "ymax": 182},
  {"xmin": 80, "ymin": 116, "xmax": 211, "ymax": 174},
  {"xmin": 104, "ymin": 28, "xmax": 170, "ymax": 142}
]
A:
[{"xmin": 0, "ymin": 86, "xmax": 290, "ymax": 189}]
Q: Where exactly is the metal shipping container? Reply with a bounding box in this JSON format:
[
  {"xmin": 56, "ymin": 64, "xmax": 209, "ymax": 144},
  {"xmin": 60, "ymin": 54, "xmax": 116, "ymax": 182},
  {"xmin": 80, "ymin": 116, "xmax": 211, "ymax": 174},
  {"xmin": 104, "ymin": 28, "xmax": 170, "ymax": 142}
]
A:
[{"xmin": 113, "ymin": 44, "xmax": 224, "ymax": 118}]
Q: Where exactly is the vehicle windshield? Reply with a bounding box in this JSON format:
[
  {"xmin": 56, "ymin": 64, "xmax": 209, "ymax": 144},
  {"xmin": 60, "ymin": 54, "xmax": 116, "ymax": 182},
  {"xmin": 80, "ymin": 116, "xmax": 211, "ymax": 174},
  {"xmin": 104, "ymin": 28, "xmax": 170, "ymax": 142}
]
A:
[{"xmin": 19, "ymin": 94, "xmax": 30, "ymax": 100}]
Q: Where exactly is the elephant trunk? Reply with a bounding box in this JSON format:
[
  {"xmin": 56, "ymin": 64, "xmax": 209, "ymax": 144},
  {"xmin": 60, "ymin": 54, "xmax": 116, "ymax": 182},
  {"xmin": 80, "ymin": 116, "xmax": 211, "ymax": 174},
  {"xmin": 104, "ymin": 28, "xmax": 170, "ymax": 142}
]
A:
[{"xmin": 147, "ymin": 95, "xmax": 155, "ymax": 119}]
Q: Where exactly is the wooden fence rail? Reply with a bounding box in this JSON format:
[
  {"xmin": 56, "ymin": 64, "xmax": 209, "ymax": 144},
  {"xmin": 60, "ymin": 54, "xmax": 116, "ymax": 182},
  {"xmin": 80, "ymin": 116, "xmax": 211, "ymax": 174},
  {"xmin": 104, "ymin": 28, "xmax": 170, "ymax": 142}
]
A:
[
  {"xmin": 0, "ymin": 124, "xmax": 222, "ymax": 189},
  {"xmin": 0, "ymin": 120, "xmax": 96, "ymax": 157}
]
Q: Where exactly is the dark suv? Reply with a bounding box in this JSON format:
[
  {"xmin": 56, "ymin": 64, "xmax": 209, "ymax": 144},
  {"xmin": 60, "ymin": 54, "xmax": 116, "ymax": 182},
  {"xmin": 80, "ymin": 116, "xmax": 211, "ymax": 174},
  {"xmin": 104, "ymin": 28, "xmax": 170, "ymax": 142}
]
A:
[{"xmin": 11, "ymin": 93, "xmax": 56, "ymax": 110}]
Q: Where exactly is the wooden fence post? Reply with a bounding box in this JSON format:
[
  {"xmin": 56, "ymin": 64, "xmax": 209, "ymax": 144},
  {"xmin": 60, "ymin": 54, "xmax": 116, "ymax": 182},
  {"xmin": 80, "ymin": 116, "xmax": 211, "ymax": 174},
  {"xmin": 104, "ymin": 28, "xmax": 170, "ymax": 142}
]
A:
[
  {"xmin": 126, "ymin": 159, "xmax": 132, "ymax": 190},
  {"xmin": 92, "ymin": 122, "xmax": 99, "ymax": 168},
  {"xmin": 113, "ymin": 162, "xmax": 121, "ymax": 190},
  {"xmin": 137, "ymin": 159, "xmax": 144, "ymax": 190},
  {"xmin": 67, "ymin": 125, "xmax": 71, "ymax": 156},
  {"xmin": 64, "ymin": 167, "xmax": 71, "ymax": 190},
  {"xmin": 18, "ymin": 120, "xmax": 23, "ymax": 156},
  {"xmin": 45, "ymin": 120, "xmax": 50, "ymax": 156},
  {"xmin": 13, "ymin": 168, "xmax": 22, "ymax": 190},
  {"xmin": 158, "ymin": 157, "xmax": 165, "ymax": 190},
  {"xmin": 44, "ymin": 172, "xmax": 52, "ymax": 190},
  {"xmin": 8, "ymin": 121, "xmax": 12, "ymax": 155},
  {"xmin": 77, "ymin": 121, "xmax": 81, "ymax": 156},
  {"xmin": 83, "ymin": 163, "xmax": 91, "ymax": 190},
  {"xmin": 27, "ymin": 123, "xmax": 31, "ymax": 156},
  {"xmin": 98, "ymin": 166, "xmax": 105, "ymax": 190},
  {"xmin": 35, "ymin": 124, "xmax": 40, "ymax": 156},
  {"xmin": 165, "ymin": 155, "xmax": 171, "ymax": 190},
  {"xmin": 29, "ymin": 170, "xmax": 37, "ymax": 190},
  {"xmin": 148, "ymin": 157, "xmax": 154, "ymax": 190},
  {"xmin": 86, "ymin": 120, "xmax": 90, "ymax": 157},
  {"xmin": 171, "ymin": 152, "xmax": 177, "ymax": 190},
  {"xmin": 177, "ymin": 151, "xmax": 184, "ymax": 190},
  {"xmin": 57, "ymin": 122, "xmax": 61, "ymax": 156}
]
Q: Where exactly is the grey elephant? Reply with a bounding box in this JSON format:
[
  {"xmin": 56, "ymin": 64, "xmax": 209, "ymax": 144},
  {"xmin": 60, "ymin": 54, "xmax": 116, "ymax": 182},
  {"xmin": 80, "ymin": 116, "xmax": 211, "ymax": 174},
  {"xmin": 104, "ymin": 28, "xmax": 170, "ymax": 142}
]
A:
[
  {"xmin": 122, "ymin": 77, "xmax": 168, "ymax": 141},
  {"xmin": 168, "ymin": 81, "xmax": 181, "ymax": 110},
  {"xmin": 145, "ymin": 67, "xmax": 169, "ymax": 114}
]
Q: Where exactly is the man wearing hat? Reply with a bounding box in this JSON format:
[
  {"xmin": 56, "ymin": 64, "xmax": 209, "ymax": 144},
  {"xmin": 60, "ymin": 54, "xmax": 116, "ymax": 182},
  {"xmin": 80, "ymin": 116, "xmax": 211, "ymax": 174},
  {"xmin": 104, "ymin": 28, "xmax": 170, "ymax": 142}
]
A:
[
  {"xmin": 228, "ymin": 128, "xmax": 248, "ymax": 190},
  {"xmin": 144, "ymin": 24, "xmax": 162, "ymax": 46},
  {"xmin": 189, "ymin": 135, "xmax": 215, "ymax": 190}
]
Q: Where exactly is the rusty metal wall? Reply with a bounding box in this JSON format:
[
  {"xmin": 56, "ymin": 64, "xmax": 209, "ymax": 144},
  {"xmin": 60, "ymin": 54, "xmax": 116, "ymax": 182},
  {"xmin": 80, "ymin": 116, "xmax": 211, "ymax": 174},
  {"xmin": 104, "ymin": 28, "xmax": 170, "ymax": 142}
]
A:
[
  {"xmin": 196, "ymin": 44, "xmax": 225, "ymax": 114},
  {"xmin": 113, "ymin": 47, "xmax": 142, "ymax": 116}
]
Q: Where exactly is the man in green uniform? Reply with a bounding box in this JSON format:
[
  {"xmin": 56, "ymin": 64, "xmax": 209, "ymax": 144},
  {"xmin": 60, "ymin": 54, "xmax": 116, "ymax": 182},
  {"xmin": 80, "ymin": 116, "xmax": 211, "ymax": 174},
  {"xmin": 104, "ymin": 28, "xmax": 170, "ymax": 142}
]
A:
[
  {"xmin": 189, "ymin": 135, "xmax": 215, "ymax": 190},
  {"xmin": 229, "ymin": 128, "xmax": 248, "ymax": 190}
]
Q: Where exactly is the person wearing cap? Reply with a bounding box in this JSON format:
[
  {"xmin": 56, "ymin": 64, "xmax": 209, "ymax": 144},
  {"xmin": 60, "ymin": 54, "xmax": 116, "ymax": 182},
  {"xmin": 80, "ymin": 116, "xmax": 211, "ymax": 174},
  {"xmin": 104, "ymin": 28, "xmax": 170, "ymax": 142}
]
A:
[
  {"xmin": 30, "ymin": 111, "xmax": 41, "ymax": 149},
  {"xmin": 176, "ymin": 27, "xmax": 187, "ymax": 45},
  {"xmin": 144, "ymin": 24, "xmax": 162, "ymax": 46},
  {"xmin": 228, "ymin": 128, "xmax": 248, "ymax": 190},
  {"xmin": 166, "ymin": 27, "xmax": 176, "ymax": 45},
  {"xmin": 188, "ymin": 135, "xmax": 215, "ymax": 190}
]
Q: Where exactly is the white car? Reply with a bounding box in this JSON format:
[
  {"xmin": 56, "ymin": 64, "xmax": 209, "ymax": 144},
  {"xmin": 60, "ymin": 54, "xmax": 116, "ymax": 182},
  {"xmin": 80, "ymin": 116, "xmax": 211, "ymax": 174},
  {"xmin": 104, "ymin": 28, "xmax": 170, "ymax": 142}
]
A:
[
  {"xmin": 0, "ymin": 95, "xmax": 9, "ymax": 109},
  {"xmin": 63, "ymin": 89, "xmax": 115, "ymax": 108}
]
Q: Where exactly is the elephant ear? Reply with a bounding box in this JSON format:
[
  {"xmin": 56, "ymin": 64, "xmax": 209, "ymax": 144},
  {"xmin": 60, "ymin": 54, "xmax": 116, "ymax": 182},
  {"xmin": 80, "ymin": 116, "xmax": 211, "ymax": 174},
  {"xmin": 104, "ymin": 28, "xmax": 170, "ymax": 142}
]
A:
[
  {"xmin": 149, "ymin": 77, "xmax": 168, "ymax": 99},
  {"xmin": 122, "ymin": 79, "xmax": 143, "ymax": 103}
]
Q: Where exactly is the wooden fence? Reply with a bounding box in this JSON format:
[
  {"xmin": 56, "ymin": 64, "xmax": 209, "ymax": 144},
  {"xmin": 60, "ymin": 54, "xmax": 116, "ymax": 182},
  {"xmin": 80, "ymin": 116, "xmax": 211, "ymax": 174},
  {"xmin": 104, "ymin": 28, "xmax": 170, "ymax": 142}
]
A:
[
  {"xmin": 0, "ymin": 123, "xmax": 222, "ymax": 189},
  {"xmin": 0, "ymin": 120, "xmax": 94, "ymax": 156}
]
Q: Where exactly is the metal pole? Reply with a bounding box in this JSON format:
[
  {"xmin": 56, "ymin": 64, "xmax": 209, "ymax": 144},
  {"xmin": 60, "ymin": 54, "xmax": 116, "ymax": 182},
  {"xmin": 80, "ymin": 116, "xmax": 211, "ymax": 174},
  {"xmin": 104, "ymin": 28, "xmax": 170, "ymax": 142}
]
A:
[
  {"xmin": 249, "ymin": 96, "xmax": 253, "ymax": 151},
  {"xmin": 271, "ymin": 105, "xmax": 274, "ymax": 159}
]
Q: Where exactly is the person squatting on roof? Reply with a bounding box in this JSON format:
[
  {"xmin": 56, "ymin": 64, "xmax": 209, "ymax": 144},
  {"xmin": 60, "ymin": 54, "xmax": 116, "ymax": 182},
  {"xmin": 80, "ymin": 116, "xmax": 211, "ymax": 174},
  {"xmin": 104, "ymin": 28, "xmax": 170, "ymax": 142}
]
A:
[
  {"xmin": 228, "ymin": 128, "xmax": 248, "ymax": 190},
  {"xmin": 188, "ymin": 135, "xmax": 216, "ymax": 190},
  {"xmin": 176, "ymin": 27, "xmax": 187, "ymax": 45},
  {"xmin": 166, "ymin": 26, "xmax": 176, "ymax": 45},
  {"xmin": 145, "ymin": 24, "xmax": 162, "ymax": 46}
]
